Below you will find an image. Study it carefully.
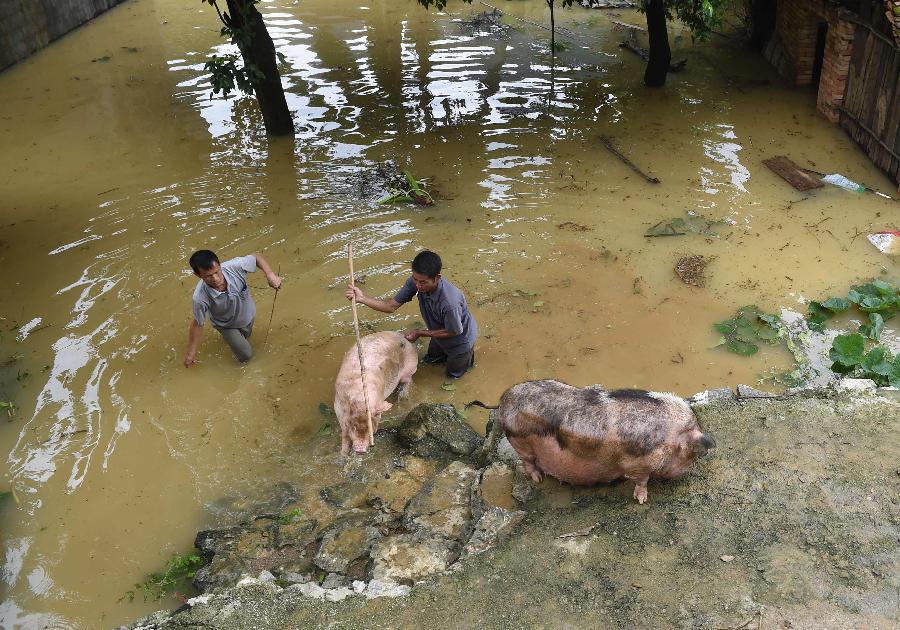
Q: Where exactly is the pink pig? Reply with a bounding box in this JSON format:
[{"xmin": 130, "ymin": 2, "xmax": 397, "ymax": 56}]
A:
[
  {"xmin": 471, "ymin": 380, "xmax": 715, "ymax": 503},
  {"xmin": 334, "ymin": 331, "xmax": 418, "ymax": 454}
]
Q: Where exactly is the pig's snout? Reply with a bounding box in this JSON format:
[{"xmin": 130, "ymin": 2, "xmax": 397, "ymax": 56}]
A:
[
  {"xmin": 696, "ymin": 433, "xmax": 716, "ymax": 456},
  {"xmin": 353, "ymin": 442, "xmax": 369, "ymax": 454}
]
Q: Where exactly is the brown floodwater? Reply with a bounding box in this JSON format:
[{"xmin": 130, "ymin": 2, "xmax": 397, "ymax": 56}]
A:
[{"xmin": 1, "ymin": 0, "xmax": 897, "ymax": 627}]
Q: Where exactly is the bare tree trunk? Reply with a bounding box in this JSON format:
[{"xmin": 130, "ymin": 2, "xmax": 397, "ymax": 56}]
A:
[
  {"xmin": 643, "ymin": 0, "xmax": 670, "ymax": 87},
  {"xmin": 226, "ymin": 0, "xmax": 293, "ymax": 136},
  {"xmin": 548, "ymin": 0, "xmax": 556, "ymax": 55}
]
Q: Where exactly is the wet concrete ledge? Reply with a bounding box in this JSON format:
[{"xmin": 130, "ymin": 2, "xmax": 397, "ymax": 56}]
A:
[
  {"xmin": 126, "ymin": 381, "xmax": 900, "ymax": 630},
  {"xmin": 0, "ymin": 0, "xmax": 128, "ymax": 71}
]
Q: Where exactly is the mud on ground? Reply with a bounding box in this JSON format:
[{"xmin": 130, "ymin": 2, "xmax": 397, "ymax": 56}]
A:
[{"xmin": 131, "ymin": 387, "xmax": 900, "ymax": 629}]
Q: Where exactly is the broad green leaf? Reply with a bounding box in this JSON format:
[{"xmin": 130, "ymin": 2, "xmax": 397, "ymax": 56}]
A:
[
  {"xmin": 726, "ymin": 338, "xmax": 758, "ymax": 356},
  {"xmin": 859, "ymin": 312, "xmax": 885, "ymax": 341},
  {"xmin": 862, "ymin": 346, "xmax": 893, "ymax": 376},
  {"xmin": 829, "ymin": 333, "xmax": 866, "ymax": 367},
  {"xmin": 822, "ymin": 297, "xmax": 850, "ymax": 312},
  {"xmin": 440, "ymin": 382, "xmax": 457, "ymax": 391},
  {"xmin": 533, "ymin": 300, "xmax": 545, "ymax": 308}
]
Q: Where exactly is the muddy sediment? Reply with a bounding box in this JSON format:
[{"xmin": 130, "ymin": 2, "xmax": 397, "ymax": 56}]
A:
[{"xmin": 128, "ymin": 383, "xmax": 900, "ymax": 629}]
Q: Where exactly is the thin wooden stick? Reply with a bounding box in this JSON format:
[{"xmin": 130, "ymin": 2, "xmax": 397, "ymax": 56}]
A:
[
  {"xmin": 263, "ymin": 264, "xmax": 281, "ymax": 349},
  {"xmin": 599, "ymin": 135, "xmax": 661, "ymax": 184},
  {"xmin": 348, "ymin": 243, "xmax": 375, "ymax": 446}
]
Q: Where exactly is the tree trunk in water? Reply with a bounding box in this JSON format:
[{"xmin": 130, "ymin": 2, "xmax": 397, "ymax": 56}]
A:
[
  {"xmin": 643, "ymin": 0, "xmax": 670, "ymax": 88},
  {"xmin": 226, "ymin": 0, "xmax": 293, "ymax": 136},
  {"xmin": 548, "ymin": 0, "xmax": 555, "ymax": 56}
]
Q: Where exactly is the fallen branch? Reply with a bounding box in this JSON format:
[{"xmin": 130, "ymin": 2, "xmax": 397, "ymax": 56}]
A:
[
  {"xmin": 599, "ymin": 135, "xmax": 660, "ymax": 184},
  {"xmin": 619, "ymin": 40, "xmax": 687, "ymax": 72}
]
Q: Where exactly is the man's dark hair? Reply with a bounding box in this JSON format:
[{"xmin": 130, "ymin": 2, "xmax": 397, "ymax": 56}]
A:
[
  {"xmin": 189, "ymin": 250, "xmax": 220, "ymax": 273},
  {"xmin": 412, "ymin": 250, "xmax": 442, "ymax": 278}
]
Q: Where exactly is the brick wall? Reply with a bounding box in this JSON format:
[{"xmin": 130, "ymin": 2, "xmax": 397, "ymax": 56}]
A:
[
  {"xmin": 764, "ymin": 0, "xmax": 857, "ymax": 122},
  {"xmin": 0, "ymin": 0, "xmax": 128, "ymax": 72},
  {"xmin": 816, "ymin": 7, "xmax": 857, "ymax": 122}
]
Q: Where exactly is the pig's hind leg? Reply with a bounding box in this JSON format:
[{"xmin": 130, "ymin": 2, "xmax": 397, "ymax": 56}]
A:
[
  {"xmin": 509, "ymin": 437, "xmax": 544, "ymax": 482},
  {"xmin": 397, "ymin": 340, "xmax": 419, "ymax": 399}
]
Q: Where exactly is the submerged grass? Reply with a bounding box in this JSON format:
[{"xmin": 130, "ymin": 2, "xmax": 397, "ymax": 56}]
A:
[{"xmin": 121, "ymin": 552, "xmax": 204, "ymax": 603}]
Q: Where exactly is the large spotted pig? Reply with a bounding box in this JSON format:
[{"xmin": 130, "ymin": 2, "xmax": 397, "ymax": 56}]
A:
[
  {"xmin": 470, "ymin": 379, "xmax": 715, "ymax": 503},
  {"xmin": 334, "ymin": 331, "xmax": 418, "ymax": 455}
]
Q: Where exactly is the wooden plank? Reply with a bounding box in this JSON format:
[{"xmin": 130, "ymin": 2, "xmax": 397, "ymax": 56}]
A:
[{"xmin": 762, "ymin": 156, "xmax": 824, "ymax": 191}]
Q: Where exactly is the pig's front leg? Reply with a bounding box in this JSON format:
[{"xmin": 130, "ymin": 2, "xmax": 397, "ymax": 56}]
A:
[
  {"xmin": 340, "ymin": 431, "xmax": 351, "ymax": 456},
  {"xmin": 631, "ymin": 475, "xmax": 650, "ymax": 504}
]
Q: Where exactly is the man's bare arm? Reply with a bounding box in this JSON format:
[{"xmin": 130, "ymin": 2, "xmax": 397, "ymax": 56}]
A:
[
  {"xmin": 346, "ymin": 286, "xmax": 402, "ymax": 313},
  {"xmin": 184, "ymin": 319, "xmax": 204, "ymax": 367},
  {"xmin": 254, "ymin": 253, "xmax": 282, "ymax": 289}
]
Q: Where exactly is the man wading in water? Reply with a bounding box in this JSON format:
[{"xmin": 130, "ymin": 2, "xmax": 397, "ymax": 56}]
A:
[
  {"xmin": 346, "ymin": 250, "xmax": 478, "ymax": 378},
  {"xmin": 183, "ymin": 250, "xmax": 282, "ymax": 366}
]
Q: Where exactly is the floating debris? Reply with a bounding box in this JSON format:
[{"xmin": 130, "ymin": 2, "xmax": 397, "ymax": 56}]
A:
[
  {"xmin": 580, "ymin": 0, "xmax": 637, "ymax": 8},
  {"xmin": 674, "ymin": 254, "xmax": 713, "ymax": 288},
  {"xmin": 867, "ymin": 231, "xmax": 900, "ymax": 255},
  {"xmin": 646, "ymin": 212, "xmax": 724, "ymax": 237},
  {"xmin": 557, "ymin": 221, "xmax": 591, "ymax": 232},
  {"xmin": 377, "ymin": 170, "xmax": 434, "ymax": 206},
  {"xmin": 762, "ymin": 156, "xmax": 823, "ymax": 192}
]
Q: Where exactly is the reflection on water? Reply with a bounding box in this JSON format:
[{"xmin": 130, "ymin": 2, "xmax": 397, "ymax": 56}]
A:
[{"xmin": 1, "ymin": 0, "xmax": 897, "ymax": 627}]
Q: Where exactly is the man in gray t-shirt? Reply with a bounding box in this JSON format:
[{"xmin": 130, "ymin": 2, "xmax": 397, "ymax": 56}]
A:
[
  {"xmin": 346, "ymin": 250, "xmax": 478, "ymax": 378},
  {"xmin": 183, "ymin": 249, "xmax": 282, "ymax": 366}
]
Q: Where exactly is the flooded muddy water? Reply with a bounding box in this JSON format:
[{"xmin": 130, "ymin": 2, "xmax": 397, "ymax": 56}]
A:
[{"xmin": 1, "ymin": 0, "xmax": 897, "ymax": 627}]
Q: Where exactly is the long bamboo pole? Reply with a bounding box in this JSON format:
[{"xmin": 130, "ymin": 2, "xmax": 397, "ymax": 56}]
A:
[{"xmin": 348, "ymin": 243, "xmax": 375, "ymax": 446}]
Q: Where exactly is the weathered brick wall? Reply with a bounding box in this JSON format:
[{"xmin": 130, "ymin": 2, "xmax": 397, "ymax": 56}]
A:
[
  {"xmin": 0, "ymin": 0, "xmax": 128, "ymax": 71},
  {"xmin": 816, "ymin": 6, "xmax": 857, "ymax": 122},
  {"xmin": 764, "ymin": 0, "xmax": 858, "ymax": 122},
  {"xmin": 768, "ymin": 0, "xmax": 828, "ymax": 85}
]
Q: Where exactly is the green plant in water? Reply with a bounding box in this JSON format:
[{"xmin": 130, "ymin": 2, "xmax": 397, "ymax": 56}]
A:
[
  {"xmin": 829, "ymin": 333, "xmax": 900, "ymax": 387},
  {"xmin": 1, "ymin": 401, "xmax": 15, "ymax": 417},
  {"xmin": 121, "ymin": 552, "xmax": 204, "ymax": 603},
  {"xmin": 377, "ymin": 170, "xmax": 434, "ymax": 206},
  {"xmin": 713, "ymin": 305, "xmax": 782, "ymax": 356},
  {"xmin": 316, "ymin": 402, "xmax": 335, "ymax": 436}
]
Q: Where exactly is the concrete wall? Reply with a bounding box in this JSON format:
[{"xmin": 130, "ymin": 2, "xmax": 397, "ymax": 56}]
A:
[{"xmin": 0, "ymin": 0, "xmax": 128, "ymax": 71}]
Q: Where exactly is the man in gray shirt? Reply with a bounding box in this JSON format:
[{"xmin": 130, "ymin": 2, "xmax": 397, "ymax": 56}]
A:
[
  {"xmin": 346, "ymin": 250, "xmax": 478, "ymax": 378},
  {"xmin": 183, "ymin": 250, "xmax": 282, "ymax": 366}
]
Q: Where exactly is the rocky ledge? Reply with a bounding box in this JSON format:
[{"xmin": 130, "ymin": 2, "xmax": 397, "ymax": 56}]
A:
[{"xmin": 127, "ymin": 381, "xmax": 900, "ymax": 630}]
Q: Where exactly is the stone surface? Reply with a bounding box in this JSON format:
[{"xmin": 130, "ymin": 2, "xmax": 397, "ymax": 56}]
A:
[
  {"xmin": 462, "ymin": 506, "xmax": 527, "ymax": 557},
  {"xmin": 405, "ymin": 460, "xmax": 478, "ymax": 541},
  {"xmin": 365, "ymin": 457, "xmax": 432, "ymax": 513},
  {"xmin": 689, "ymin": 387, "xmax": 734, "ymax": 405},
  {"xmin": 478, "ymin": 463, "xmax": 518, "ymax": 511},
  {"xmin": 364, "ymin": 579, "xmax": 412, "ymax": 598},
  {"xmin": 369, "ymin": 534, "xmax": 457, "ymax": 584},
  {"xmin": 876, "ymin": 386, "xmax": 900, "ymax": 400},
  {"xmin": 320, "ymin": 482, "xmax": 369, "ymax": 509},
  {"xmin": 494, "ymin": 437, "xmax": 520, "ymax": 466},
  {"xmin": 511, "ymin": 463, "xmax": 536, "ymax": 504},
  {"xmin": 314, "ymin": 521, "xmax": 382, "ymax": 574},
  {"xmin": 836, "ymin": 378, "xmax": 876, "ymax": 393},
  {"xmin": 398, "ymin": 403, "xmax": 483, "ymax": 457},
  {"xmin": 736, "ymin": 384, "xmax": 777, "ymax": 399}
]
